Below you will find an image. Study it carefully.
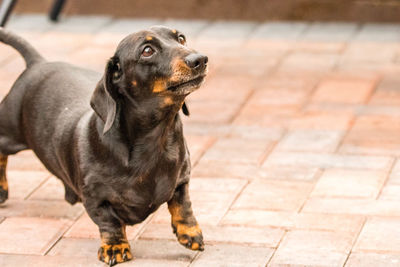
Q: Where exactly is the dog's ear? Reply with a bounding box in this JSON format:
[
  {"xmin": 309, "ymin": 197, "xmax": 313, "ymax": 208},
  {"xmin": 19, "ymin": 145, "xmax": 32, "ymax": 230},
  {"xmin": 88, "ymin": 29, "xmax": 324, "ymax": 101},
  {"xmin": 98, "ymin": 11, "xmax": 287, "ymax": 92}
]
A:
[
  {"xmin": 90, "ymin": 56, "xmax": 122, "ymax": 134},
  {"xmin": 182, "ymin": 102, "xmax": 190, "ymax": 116}
]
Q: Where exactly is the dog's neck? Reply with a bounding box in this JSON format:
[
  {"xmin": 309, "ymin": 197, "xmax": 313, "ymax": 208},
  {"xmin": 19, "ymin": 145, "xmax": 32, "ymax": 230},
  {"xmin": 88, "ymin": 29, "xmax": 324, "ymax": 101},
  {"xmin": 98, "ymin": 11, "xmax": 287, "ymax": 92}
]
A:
[
  {"xmin": 121, "ymin": 96, "xmax": 184, "ymax": 143},
  {"xmin": 112, "ymin": 96, "xmax": 185, "ymax": 167},
  {"xmin": 93, "ymin": 93, "xmax": 185, "ymax": 168}
]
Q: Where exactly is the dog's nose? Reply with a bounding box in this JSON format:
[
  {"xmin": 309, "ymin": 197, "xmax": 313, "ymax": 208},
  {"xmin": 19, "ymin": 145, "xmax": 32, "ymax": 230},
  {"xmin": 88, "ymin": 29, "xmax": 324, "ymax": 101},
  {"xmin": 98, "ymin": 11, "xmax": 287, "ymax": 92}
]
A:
[{"xmin": 185, "ymin": 54, "xmax": 208, "ymax": 71}]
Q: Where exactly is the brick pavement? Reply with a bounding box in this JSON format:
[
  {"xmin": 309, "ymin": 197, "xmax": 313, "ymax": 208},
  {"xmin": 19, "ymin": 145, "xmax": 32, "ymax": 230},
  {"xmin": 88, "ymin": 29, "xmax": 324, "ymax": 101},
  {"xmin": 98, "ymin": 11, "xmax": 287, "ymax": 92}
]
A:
[{"xmin": 0, "ymin": 14, "xmax": 400, "ymax": 266}]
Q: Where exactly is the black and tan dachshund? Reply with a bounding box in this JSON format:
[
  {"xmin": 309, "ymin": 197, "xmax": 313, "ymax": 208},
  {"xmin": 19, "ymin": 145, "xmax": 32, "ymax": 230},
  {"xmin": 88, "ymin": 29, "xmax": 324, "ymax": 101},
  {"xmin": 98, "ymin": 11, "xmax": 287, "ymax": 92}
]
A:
[{"xmin": 0, "ymin": 26, "xmax": 208, "ymax": 265}]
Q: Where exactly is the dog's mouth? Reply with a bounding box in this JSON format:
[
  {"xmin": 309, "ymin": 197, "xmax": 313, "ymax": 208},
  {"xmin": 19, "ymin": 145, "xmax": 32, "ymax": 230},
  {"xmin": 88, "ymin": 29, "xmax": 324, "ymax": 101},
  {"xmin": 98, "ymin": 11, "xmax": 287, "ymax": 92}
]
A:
[{"xmin": 167, "ymin": 75, "xmax": 205, "ymax": 95}]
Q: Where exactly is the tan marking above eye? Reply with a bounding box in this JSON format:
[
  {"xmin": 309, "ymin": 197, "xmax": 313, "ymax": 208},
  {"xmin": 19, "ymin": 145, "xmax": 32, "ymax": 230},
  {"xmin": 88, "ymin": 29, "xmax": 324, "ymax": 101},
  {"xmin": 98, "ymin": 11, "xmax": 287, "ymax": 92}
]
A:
[
  {"xmin": 153, "ymin": 79, "xmax": 167, "ymax": 93},
  {"xmin": 131, "ymin": 80, "xmax": 137, "ymax": 86},
  {"xmin": 145, "ymin": 36, "xmax": 153, "ymax": 41},
  {"xmin": 162, "ymin": 96, "xmax": 174, "ymax": 107},
  {"xmin": 172, "ymin": 29, "xmax": 177, "ymax": 34}
]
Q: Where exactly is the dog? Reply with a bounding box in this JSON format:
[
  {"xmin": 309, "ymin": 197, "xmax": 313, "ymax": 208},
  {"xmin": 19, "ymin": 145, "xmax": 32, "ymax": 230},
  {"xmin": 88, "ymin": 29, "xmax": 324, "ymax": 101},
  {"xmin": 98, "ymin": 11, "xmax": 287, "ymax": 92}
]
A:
[{"xmin": 0, "ymin": 26, "xmax": 208, "ymax": 266}]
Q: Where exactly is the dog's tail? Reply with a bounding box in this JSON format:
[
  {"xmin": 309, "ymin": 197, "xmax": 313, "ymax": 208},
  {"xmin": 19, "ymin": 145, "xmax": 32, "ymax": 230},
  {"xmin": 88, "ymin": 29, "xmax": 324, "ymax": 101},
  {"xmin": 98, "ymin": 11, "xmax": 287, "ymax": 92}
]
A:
[{"xmin": 0, "ymin": 27, "xmax": 45, "ymax": 68}]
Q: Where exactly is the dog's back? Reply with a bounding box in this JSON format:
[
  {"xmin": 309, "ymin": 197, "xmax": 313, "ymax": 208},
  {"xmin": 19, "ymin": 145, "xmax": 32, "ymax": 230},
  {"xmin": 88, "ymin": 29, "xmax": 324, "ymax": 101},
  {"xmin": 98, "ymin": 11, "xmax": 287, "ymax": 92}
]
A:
[{"xmin": 0, "ymin": 29, "xmax": 100, "ymax": 182}]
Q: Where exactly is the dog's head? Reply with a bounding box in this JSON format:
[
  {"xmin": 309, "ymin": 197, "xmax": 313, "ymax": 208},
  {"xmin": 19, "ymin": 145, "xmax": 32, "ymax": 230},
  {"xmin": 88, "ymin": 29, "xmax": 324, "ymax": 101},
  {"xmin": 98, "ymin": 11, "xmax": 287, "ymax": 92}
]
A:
[{"xmin": 91, "ymin": 26, "xmax": 208, "ymax": 134}]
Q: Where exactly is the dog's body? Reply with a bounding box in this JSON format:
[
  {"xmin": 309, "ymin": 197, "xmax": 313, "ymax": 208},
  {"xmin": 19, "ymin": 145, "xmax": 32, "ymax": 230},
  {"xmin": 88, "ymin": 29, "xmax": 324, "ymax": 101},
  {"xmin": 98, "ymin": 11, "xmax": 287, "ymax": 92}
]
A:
[{"xmin": 0, "ymin": 27, "xmax": 207, "ymax": 265}]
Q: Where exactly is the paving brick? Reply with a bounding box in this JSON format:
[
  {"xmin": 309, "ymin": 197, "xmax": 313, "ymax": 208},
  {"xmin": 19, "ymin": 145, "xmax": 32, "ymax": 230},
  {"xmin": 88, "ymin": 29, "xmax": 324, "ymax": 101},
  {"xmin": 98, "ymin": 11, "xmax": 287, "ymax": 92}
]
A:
[
  {"xmin": 346, "ymin": 252, "xmax": 400, "ymax": 267},
  {"xmin": 185, "ymin": 135, "xmax": 215, "ymax": 164},
  {"xmin": 195, "ymin": 21, "xmax": 256, "ymax": 49},
  {"xmin": 279, "ymin": 52, "xmax": 338, "ymax": 72},
  {"xmin": 250, "ymin": 22, "xmax": 308, "ymax": 40},
  {"xmin": 341, "ymin": 43, "xmax": 398, "ymax": 64},
  {"xmin": 232, "ymin": 179, "xmax": 312, "ymax": 211},
  {"xmin": 0, "ymin": 217, "xmax": 72, "ymax": 255},
  {"xmin": 235, "ymin": 88, "xmax": 307, "ymax": 121},
  {"xmin": 0, "ymin": 199, "xmax": 84, "ymax": 220},
  {"xmin": 141, "ymin": 223, "xmax": 284, "ymax": 248},
  {"xmin": 28, "ymin": 176, "xmax": 65, "ymax": 201},
  {"xmin": 388, "ymin": 160, "xmax": 400, "ymax": 184},
  {"xmin": 379, "ymin": 184, "xmax": 400, "ymax": 201},
  {"xmin": 259, "ymin": 165, "xmax": 319, "ymax": 182},
  {"xmin": 151, "ymin": 190, "xmax": 237, "ymax": 226},
  {"xmin": 47, "ymin": 237, "xmax": 98, "ymax": 258},
  {"xmin": 182, "ymin": 101, "xmax": 243, "ymax": 124},
  {"xmin": 294, "ymin": 41, "xmax": 345, "ymax": 53},
  {"xmin": 216, "ymin": 57, "xmax": 277, "ymax": 77},
  {"xmin": 369, "ymin": 75, "xmax": 400, "ymax": 106},
  {"xmin": 357, "ymin": 105, "xmax": 400, "ymax": 117},
  {"xmin": 125, "ymin": 259, "xmax": 189, "ymax": 267},
  {"xmin": 311, "ymin": 78, "xmax": 376, "ymax": 104},
  {"xmin": 91, "ymin": 32, "xmax": 128, "ymax": 48},
  {"xmin": 270, "ymin": 230, "xmax": 356, "ymax": 266},
  {"xmin": 101, "ymin": 19, "xmax": 163, "ymax": 33},
  {"xmin": 50, "ymin": 16, "xmax": 112, "ymax": 33},
  {"xmin": 354, "ymin": 218, "xmax": 400, "ymax": 253},
  {"xmin": 65, "ymin": 212, "xmax": 145, "ymax": 240},
  {"xmin": 337, "ymin": 60, "xmax": 396, "ymax": 73},
  {"xmin": 0, "ymin": 254, "xmax": 104, "ymax": 267},
  {"xmin": 1, "ymin": 55, "xmax": 26, "ymax": 74},
  {"xmin": 244, "ymin": 40, "xmax": 293, "ymax": 55},
  {"xmin": 289, "ymin": 112, "xmax": 353, "ymax": 130},
  {"xmin": 48, "ymin": 238, "xmax": 191, "ymax": 266},
  {"xmin": 7, "ymin": 15, "xmax": 55, "ymax": 32},
  {"xmin": 300, "ymin": 22, "xmax": 358, "ymax": 42},
  {"xmin": 182, "ymin": 75, "xmax": 254, "ymax": 124},
  {"xmin": 132, "ymin": 239, "xmax": 198, "ymax": 262},
  {"xmin": 303, "ymin": 198, "xmax": 400, "ymax": 216},
  {"xmin": 67, "ymin": 46, "xmax": 114, "ymax": 72},
  {"xmin": 32, "ymin": 32, "xmax": 94, "ymax": 58},
  {"xmin": 370, "ymin": 90, "xmax": 400, "ymax": 106},
  {"xmin": 192, "ymin": 160, "xmax": 259, "ymax": 179},
  {"xmin": 0, "ymin": 45, "xmax": 17, "ymax": 64},
  {"xmin": 191, "ymin": 244, "xmax": 273, "ymax": 267},
  {"xmin": 304, "ymin": 103, "xmax": 400, "ymax": 118},
  {"xmin": 232, "ymin": 105, "xmax": 292, "ymax": 128},
  {"xmin": 276, "ymin": 130, "xmax": 343, "ymax": 152},
  {"xmin": 265, "ymin": 71, "xmax": 320, "ymax": 91},
  {"xmin": 247, "ymin": 87, "xmax": 309, "ymax": 107},
  {"xmin": 228, "ymin": 125, "xmax": 284, "ymax": 140},
  {"xmin": 221, "ymin": 210, "xmax": 364, "ymax": 234},
  {"xmin": 163, "ymin": 19, "xmax": 209, "ymax": 38},
  {"xmin": 354, "ymin": 24, "xmax": 400, "ymax": 42},
  {"xmin": 200, "ymin": 138, "xmax": 272, "ymax": 165},
  {"xmin": 189, "ymin": 177, "xmax": 247, "ymax": 194},
  {"xmin": 311, "ymin": 169, "xmax": 387, "ymax": 198},
  {"xmin": 7, "ymin": 151, "xmax": 47, "ymax": 171},
  {"xmin": 265, "ymin": 151, "xmax": 393, "ymax": 170},
  {"xmin": 339, "ymin": 115, "xmax": 400, "ymax": 156},
  {"xmin": 6, "ymin": 170, "xmax": 50, "ymax": 200}
]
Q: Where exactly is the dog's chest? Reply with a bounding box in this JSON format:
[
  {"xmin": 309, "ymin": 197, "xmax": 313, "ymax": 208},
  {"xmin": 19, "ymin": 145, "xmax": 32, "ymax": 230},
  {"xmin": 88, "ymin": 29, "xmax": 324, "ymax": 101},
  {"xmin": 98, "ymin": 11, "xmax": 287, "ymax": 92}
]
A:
[{"xmin": 113, "ymin": 170, "xmax": 178, "ymax": 224}]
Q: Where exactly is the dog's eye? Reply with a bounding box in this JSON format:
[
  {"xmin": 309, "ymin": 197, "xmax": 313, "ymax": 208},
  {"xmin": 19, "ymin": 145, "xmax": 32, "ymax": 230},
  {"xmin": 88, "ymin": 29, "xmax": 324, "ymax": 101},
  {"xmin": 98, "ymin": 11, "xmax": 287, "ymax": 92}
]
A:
[
  {"xmin": 178, "ymin": 35, "xmax": 186, "ymax": 45},
  {"xmin": 142, "ymin": 46, "xmax": 154, "ymax": 57}
]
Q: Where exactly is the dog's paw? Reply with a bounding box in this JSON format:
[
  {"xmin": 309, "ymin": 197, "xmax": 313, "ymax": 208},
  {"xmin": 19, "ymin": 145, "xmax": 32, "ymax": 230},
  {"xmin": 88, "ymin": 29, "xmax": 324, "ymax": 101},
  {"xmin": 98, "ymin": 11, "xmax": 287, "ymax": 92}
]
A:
[
  {"xmin": 98, "ymin": 242, "xmax": 133, "ymax": 266},
  {"xmin": 172, "ymin": 223, "xmax": 204, "ymax": 251}
]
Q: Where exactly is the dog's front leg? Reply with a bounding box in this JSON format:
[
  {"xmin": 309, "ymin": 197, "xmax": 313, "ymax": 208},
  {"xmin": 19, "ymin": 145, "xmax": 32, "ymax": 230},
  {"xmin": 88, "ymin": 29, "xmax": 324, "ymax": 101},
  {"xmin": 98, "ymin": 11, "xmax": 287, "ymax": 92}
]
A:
[
  {"xmin": 84, "ymin": 200, "xmax": 133, "ymax": 266},
  {"xmin": 168, "ymin": 183, "xmax": 204, "ymax": 251}
]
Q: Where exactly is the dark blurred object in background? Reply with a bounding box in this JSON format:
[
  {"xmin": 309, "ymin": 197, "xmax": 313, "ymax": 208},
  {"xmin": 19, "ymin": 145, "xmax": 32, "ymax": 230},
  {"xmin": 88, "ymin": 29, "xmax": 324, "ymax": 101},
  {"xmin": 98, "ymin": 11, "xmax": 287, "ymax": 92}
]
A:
[
  {"xmin": 0, "ymin": 0, "xmax": 64, "ymax": 26},
  {"xmin": 6, "ymin": 0, "xmax": 400, "ymax": 22}
]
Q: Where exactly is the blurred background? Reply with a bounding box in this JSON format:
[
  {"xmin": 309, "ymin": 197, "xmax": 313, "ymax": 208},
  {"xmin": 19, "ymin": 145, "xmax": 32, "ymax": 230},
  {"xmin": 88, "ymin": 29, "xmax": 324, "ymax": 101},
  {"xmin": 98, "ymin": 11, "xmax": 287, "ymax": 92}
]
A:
[
  {"xmin": 0, "ymin": 1, "xmax": 400, "ymax": 267},
  {"xmin": 9, "ymin": 0, "xmax": 400, "ymax": 22}
]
